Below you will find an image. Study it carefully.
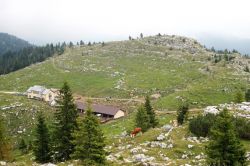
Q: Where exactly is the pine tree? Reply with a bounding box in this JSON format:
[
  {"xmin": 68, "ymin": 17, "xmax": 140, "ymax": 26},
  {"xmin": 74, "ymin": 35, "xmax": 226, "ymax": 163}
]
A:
[
  {"xmin": 235, "ymin": 91, "xmax": 244, "ymax": 103},
  {"xmin": 206, "ymin": 109, "xmax": 246, "ymax": 165},
  {"xmin": 177, "ymin": 102, "xmax": 189, "ymax": 125},
  {"xmin": 135, "ymin": 106, "xmax": 150, "ymax": 132},
  {"xmin": 33, "ymin": 112, "xmax": 51, "ymax": 163},
  {"xmin": 71, "ymin": 103, "xmax": 106, "ymax": 165},
  {"xmin": 144, "ymin": 96, "xmax": 158, "ymax": 128},
  {"xmin": 52, "ymin": 82, "xmax": 78, "ymax": 161},
  {"xmin": 245, "ymin": 89, "xmax": 250, "ymax": 102},
  {"xmin": 140, "ymin": 33, "xmax": 143, "ymax": 39},
  {"xmin": 0, "ymin": 117, "xmax": 12, "ymax": 160}
]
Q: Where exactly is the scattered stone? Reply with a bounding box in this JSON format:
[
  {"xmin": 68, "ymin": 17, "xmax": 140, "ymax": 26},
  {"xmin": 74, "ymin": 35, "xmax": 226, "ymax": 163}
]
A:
[
  {"xmin": 204, "ymin": 106, "xmax": 219, "ymax": 115},
  {"xmin": 167, "ymin": 144, "xmax": 173, "ymax": 149},
  {"xmin": 0, "ymin": 161, "xmax": 6, "ymax": 166},
  {"xmin": 246, "ymin": 152, "xmax": 250, "ymax": 161},
  {"xmin": 182, "ymin": 154, "xmax": 188, "ymax": 159},
  {"xmin": 156, "ymin": 133, "xmax": 165, "ymax": 141},
  {"xmin": 188, "ymin": 144, "xmax": 194, "ymax": 149},
  {"xmin": 133, "ymin": 154, "xmax": 155, "ymax": 162},
  {"xmin": 120, "ymin": 131, "xmax": 128, "ymax": 137},
  {"xmin": 195, "ymin": 155, "xmax": 201, "ymax": 160},
  {"xmin": 151, "ymin": 93, "xmax": 161, "ymax": 99},
  {"xmin": 40, "ymin": 163, "xmax": 57, "ymax": 166},
  {"xmin": 161, "ymin": 124, "xmax": 172, "ymax": 132},
  {"xmin": 106, "ymin": 154, "xmax": 116, "ymax": 162}
]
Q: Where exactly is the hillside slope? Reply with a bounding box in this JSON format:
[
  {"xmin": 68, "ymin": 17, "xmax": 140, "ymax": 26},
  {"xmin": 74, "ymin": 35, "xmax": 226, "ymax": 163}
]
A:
[
  {"xmin": 0, "ymin": 35, "xmax": 249, "ymax": 109},
  {"xmin": 0, "ymin": 33, "xmax": 31, "ymax": 55}
]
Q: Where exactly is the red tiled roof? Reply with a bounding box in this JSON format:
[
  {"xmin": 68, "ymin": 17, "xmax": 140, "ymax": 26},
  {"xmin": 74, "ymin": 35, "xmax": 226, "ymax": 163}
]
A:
[{"xmin": 75, "ymin": 101, "xmax": 121, "ymax": 116}]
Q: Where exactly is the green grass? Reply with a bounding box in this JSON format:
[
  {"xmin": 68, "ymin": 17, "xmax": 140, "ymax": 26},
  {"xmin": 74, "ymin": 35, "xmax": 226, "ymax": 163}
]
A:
[
  {"xmin": 0, "ymin": 37, "xmax": 249, "ymax": 110},
  {"xmin": 0, "ymin": 36, "xmax": 250, "ymax": 165}
]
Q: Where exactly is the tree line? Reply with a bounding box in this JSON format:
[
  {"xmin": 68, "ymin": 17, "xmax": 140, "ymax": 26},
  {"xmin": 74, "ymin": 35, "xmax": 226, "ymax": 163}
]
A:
[{"xmin": 0, "ymin": 43, "xmax": 65, "ymax": 75}]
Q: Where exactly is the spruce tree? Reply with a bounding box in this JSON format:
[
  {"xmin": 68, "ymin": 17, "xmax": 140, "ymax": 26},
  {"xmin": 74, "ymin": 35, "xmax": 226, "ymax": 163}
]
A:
[
  {"xmin": 245, "ymin": 89, "xmax": 250, "ymax": 102},
  {"xmin": 71, "ymin": 103, "xmax": 106, "ymax": 165},
  {"xmin": 144, "ymin": 96, "xmax": 158, "ymax": 128},
  {"xmin": 0, "ymin": 117, "xmax": 12, "ymax": 160},
  {"xmin": 235, "ymin": 91, "xmax": 244, "ymax": 103},
  {"xmin": 33, "ymin": 112, "xmax": 51, "ymax": 163},
  {"xmin": 52, "ymin": 82, "xmax": 78, "ymax": 161},
  {"xmin": 206, "ymin": 109, "xmax": 246, "ymax": 165},
  {"xmin": 177, "ymin": 102, "xmax": 189, "ymax": 125},
  {"xmin": 135, "ymin": 106, "xmax": 150, "ymax": 132}
]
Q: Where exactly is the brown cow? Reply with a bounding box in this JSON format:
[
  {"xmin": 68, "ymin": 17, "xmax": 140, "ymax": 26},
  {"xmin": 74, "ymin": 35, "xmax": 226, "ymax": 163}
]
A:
[{"xmin": 130, "ymin": 127, "xmax": 142, "ymax": 138}]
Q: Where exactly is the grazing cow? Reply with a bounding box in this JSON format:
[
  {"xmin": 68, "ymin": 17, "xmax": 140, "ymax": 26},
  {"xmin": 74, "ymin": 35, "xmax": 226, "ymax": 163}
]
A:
[{"xmin": 130, "ymin": 127, "xmax": 142, "ymax": 138}]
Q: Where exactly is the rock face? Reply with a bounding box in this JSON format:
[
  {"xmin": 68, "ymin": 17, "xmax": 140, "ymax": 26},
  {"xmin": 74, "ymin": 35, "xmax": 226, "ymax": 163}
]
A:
[{"xmin": 141, "ymin": 35, "xmax": 205, "ymax": 54}]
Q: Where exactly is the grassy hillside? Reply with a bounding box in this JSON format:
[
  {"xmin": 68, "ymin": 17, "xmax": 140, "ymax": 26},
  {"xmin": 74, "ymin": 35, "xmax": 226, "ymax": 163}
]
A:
[
  {"xmin": 0, "ymin": 35, "xmax": 249, "ymax": 110},
  {"xmin": 1, "ymin": 93, "xmax": 250, "ymax": 166}
]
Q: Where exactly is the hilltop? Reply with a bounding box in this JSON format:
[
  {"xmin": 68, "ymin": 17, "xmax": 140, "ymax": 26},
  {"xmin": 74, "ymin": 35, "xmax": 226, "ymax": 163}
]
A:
[
  {"xmin": 0, "ymin": 34, "xmax": 249, "ymax": 110},
  {"xmin": 0, "ymin": 33, "xmax": 31, "ymax": 56},
  {"xmin": 0, "ymin": 34, "xmax": 250, "ymax": 166}
]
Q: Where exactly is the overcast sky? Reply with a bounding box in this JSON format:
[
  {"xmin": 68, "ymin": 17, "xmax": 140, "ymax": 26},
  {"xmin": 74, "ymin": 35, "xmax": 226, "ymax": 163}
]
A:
[{"xmin": 1, "ymin": 0, "xmax": 250, "ymax": 50}]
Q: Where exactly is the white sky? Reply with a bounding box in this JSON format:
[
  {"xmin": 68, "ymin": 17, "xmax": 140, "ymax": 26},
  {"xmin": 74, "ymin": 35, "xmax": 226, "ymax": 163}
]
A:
[{"xmin": 1, "ymin": 0, "xmax": 250, "ymax": 45}]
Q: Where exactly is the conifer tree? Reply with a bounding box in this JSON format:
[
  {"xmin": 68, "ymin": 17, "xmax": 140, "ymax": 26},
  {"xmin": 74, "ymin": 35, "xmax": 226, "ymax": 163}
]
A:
[
  {"xmin": 52, "ymin": 82, "xmax": 78, "ymax": 161},
  {"xmin": 0, "ymin": 117, "xmax": 12, "ymax": 160},
  {"xmin": 235, "ymin": 91, "xmax": 244, "ymax": 103},
  {"xmin": 177, "ymin": 102, "xmax": 189, "ymax": 125},
  {"xmin": 245, "ymin": 89, "xmax": 250, "ymax": 102},
  {"xmin": 206, "ymin": 109, "xmax": 246, "ymax": 165},
  {"xmin": 135, "ymin": 106, "xmax": 150, "ymax": 132},
  {"xmin": 144, "ymin": 96, "xmax": 158, "ymax": 128},
  {"xmin": 71, "ymin": 103, "xmax": 106, "ymax": 165},
  {"xmin": 33, "ymin": 112, "xmax": 51, "ymax": 163}
]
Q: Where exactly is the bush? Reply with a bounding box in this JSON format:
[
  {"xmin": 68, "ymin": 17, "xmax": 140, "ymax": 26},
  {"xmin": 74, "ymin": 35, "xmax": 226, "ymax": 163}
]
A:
[
  {"xmin": 245, "ymin": 89, "xmax": 250, "ymax": 102},
  {"xmin": 234, "ymin": 117, "xmax": 250, "ymax": 140},
  {"xmin": 177, "ymin": 103, "xmax": 189, "ymax": 125},
  {"xmin": 234, "ymin": 91, "xmax": 244, "ymax": 103},
  {"xmin": 189, "ymin": 114, "xmax": 216, "ymax": 137}
]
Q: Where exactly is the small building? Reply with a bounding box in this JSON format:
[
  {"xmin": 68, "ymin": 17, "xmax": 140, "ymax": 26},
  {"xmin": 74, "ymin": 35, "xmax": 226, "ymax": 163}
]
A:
[
  {"xmin": 27, "ymin": 85, "xmax": 46, "ymax": 100},
  {"xmin": 76, "ymin": 101, "xmax": 125, "ymax": 120},
  {"xmin": 27, "ymin": 85, "xmax": 59, "ymax": 104}
]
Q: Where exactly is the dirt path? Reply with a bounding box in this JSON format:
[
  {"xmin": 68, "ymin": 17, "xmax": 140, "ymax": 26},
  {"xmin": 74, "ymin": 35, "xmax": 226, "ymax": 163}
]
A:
[
  {"xmin": 73, "ymin": 94, "xmax": 144, "ymax": 104},
  {"xmin": 155, "ymin": 108, "xmax": 202, "ymax": 115},
  {"xmin": 0, "ymin": 91, "xmax": 20, "ymax": 94}
]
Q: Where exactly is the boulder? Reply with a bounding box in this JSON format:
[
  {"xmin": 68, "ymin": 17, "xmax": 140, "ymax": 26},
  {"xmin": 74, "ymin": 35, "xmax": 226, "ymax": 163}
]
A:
[
  {"xmin": 151, "ymin": 94, "xmax": 161, "ymax": 99},
  {"xmin": 188, "ymin": 144, "xmax": 194, "ymax": 149},
  {"xmin": 0, "ymin": 161, "xmax": 6, "ymax": 166},
  {"xmin": 40, "ymin": 163, "xmax": 57, "ymax": 166},
  {"xmin": 133, "ymin": 154, "xmax": 155, "ymax": 162},
  {"xmin": 156, "ymin": 133, "xmax": 165, "ymax": 141},
  {"xmin": 161, "ymin": 124, "xmax": 172, "ymax": 132}
]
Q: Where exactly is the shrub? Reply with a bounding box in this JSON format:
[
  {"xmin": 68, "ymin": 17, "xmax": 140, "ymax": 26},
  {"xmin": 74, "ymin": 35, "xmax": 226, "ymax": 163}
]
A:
[
  {"xmin": 177, "ymin": 103, "xmax": 189, "ymax": 125},
  {"xmin": 245, "ymin": 89, "xmax": 250, "ymax": 102},
  {"xmin": 189, "ymin": 114, "xmax": 216, "ymax": 137},
  {"xmin": 234, "ymin": 117, "xmax": 250, "ymax": 140},
  {"xmin": 234, "ymin": 91, "xmax": 244, "ymax": 103}
]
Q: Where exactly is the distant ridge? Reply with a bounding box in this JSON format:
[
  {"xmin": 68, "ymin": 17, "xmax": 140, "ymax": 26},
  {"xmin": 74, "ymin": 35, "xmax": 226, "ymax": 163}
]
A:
[{"xmin": 0, "ymin": 33, "xmax": 31, "ymax": 55}]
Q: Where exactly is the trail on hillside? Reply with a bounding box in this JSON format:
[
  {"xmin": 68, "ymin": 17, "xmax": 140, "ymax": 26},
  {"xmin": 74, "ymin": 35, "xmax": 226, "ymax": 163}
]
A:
[{"xmin": 0, "ymin": 91, "xmax": 19, "ymax": 94}]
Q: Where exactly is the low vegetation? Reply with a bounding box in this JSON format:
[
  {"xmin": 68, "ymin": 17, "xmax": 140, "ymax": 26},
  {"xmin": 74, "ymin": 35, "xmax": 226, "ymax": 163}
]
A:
[{"xmin": 1, "ymin": 35, "xmax": 250, "ymax": 165}]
